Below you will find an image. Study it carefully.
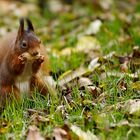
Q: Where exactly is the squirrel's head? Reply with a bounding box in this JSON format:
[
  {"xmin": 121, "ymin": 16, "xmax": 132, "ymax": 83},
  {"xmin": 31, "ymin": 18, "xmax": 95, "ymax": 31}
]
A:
[{"xmin": 15, "ymin": 18, "xmax": 41, "ymax": 57}]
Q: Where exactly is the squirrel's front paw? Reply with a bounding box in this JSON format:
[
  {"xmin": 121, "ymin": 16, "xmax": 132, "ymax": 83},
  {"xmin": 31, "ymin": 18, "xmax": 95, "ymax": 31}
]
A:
[
  {"xmin": 32, "ymin": 55, "xmax": 44, "ymax": 73},
  {"xmin": 35, "ymin": 55, "xmax": 44, "ymax": 64},
  {"xmin": 18, "ymin": 54, "xmax": 27, "ymax": 64}
]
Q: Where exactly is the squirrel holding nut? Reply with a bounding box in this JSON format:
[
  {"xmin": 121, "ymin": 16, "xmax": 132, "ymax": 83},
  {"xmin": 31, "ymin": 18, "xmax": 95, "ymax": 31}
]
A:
[{"xmin": 0, "ymin": 18, "xmax": 50, "ymax": 106}]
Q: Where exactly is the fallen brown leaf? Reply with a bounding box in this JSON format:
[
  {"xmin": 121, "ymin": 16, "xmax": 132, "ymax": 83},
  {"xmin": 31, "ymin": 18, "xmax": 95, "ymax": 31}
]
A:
[
  {"xmin": 26, "ymin": 125, "xmax": 44, "ymax": 140},
  {"xmin": 78, "ymin": 77, "xmax": 93, "ymax": 88},
  {"xmin": 0, "ymin": 119, "xmax": 11, "ymax": 134},
  {"xmin": 60, "ymin": 36, "xmax": 101, "ymax": 56},
  {"xmin": 110, "ymin": 120, "xmax": 140, "ymax": 128},
  {"xmin": 84, "ymin": 19, "xmax": 102, "ymax": 35},
  {"xmin": 117, "ymin": 78, "xmax": 127, "ymax": 91},
  {"xmin": 124, "ymin": 99, "xmax": 140, "ymax": 116},
  {"xmin": 71, "ymin": 125, "xmax": 99, "ymax": 140},
  {"xmin": 53, "ymin": 127, "xmax": 67, "ymax": 140},
  {"xmin": 131, "ymin": 81, "xmax": 140, "ymax": 90},
  {"xmin": 58, "ymin": 67, "xmax": 88, "ymax": 87}
]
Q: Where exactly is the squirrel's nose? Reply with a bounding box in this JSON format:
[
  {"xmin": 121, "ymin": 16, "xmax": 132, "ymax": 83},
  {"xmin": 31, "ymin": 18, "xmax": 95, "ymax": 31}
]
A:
[{"xmin": 32, "ymin": 51, "xmax": 38, "ymax": 56}]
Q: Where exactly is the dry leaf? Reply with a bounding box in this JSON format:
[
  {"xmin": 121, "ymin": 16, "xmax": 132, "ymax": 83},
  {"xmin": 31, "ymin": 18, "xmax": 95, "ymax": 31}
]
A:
[
  {"xmin": 76, "ymin": 36, "xmax": 101, "ymax": 53},
  {"xmin": 78, "ymin": 77, "xmax": 93, "ymax": 87},
  {"xmin": 88, "ymin": 57, "xmax": 100, "ymax": 70},
  {"xmin": 0, "ymin": 120, "xmax": 11, "ymax": 134},
  {"xmin": 0, "ymin": 1, "xmax": 37, "ymax": 17},
  {"xmin": 116, "ymin": 54, "xmax": 131, "ymax": 72},
  {"xmin": 48, "ymin": 0, "xmax": 70, "ymax": 13},
  {"xmin": 27, "ymin": 109, "xmax": 47, "ymax": 116},
  {"xmin": 30, "ymin": 114, "xmax": 50, "ymax": 125},
  {"xmin": 110, "ymin": 120, "xmax": 140, "ymax": 128},
  {"xmin": 100, "ymin": 71, "xmax": 138, "ymax": 79},
  {"xmin": 65, "ymin": 93, "xmax": 74, "ymax": 104},
  {"xmin": 55, "ymin": 105, "xmax": 66, "ymax": 113},
  {"xmin": 132, "ymin": 46, "xmax": 140, "ymax": 58},
  {"xmin": 87, "ymin": 86, "xmax": 101, "ymax": 98},
  {"xmin": 71, "ymin": 125, "xmax": 99, "ymax": 140},
  {"xmin": 26, "ymin": 125, "xmax": 44, "ymax": 140},
  {"xmin": 117, "ymin": 78, "xmax": 127, "ymax": 91},
  {"xmin": 103, "ymin": 51, "xmax": 115, "ymax": 59},
  {"xmin": 124, "ymin": 99, "xmax": 140, "ymax": 116},
  {"xmin": 132, "ymin": 81, "xmax": 140, "ymax": 90},
  {"xmin": 58, "ymin": 58, "xmax": 100, "ymax": 87},
  {"xmin": 97, "ymin": 92, "xmax": 108, "ymax": 103},
  {"xmin": 130, "ymin": 46, "xmax": 140, "ymax": 71},
  {"xmin": 120, "ymin": 62, "xmax": 129, "ymax": 72},
  {"xmin": 85, "ymin": 19, "xmax": 102, "ymax": 35},
  {"xmin": 60, "ymin": 36, "xmax": 101, "ymax": 56},
  {"xmin": 99, "ymin": 0, "xmax": 113, "ymax": 10},
  {"xmin": 118, "ymin": 56, "xmax": 130, "ymax": 64},
  {"xmin": 58, "ymin": 67, "xmax": 88, "ymax": 87},
  {"xmin": 60, "ymin": 48, "xmax": 74, "ymax": 56},
  {"xmin": 53, "ymin": 127, "xmax": 67, "ymax": 140}
]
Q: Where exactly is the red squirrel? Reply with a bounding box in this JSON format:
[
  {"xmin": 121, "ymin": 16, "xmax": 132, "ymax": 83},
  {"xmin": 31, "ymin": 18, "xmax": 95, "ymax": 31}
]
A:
[{"xmin": 0, "ymin": 18, "xmax": 50, "ymax": 106}]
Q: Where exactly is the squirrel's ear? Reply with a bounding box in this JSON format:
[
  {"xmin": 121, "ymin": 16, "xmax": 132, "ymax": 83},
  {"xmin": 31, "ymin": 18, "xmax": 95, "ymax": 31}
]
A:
[
  {"xmin": 26, "ymin": 18, "xmax": 34, "ymax": 32},
  {"xmin": 16, "ymin": 18, "xmax": 24, "ymax": 41}
]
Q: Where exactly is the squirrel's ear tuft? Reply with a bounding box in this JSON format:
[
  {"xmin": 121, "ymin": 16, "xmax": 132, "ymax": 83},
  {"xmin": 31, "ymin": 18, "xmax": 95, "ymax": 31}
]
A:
[
  {"xmin": 26, "ymin": 18, "xmax": 34, "ymax": 32},
  {"xmin": 16, "ymin": 18, "xmax": 24, "ymax": 41}
]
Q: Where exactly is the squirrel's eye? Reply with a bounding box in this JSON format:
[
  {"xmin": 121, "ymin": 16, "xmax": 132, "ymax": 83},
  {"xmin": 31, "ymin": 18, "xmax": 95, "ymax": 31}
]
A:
[{"xmin": 21, "ymin": 41, "xmax": 27, "ymax": 49}]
